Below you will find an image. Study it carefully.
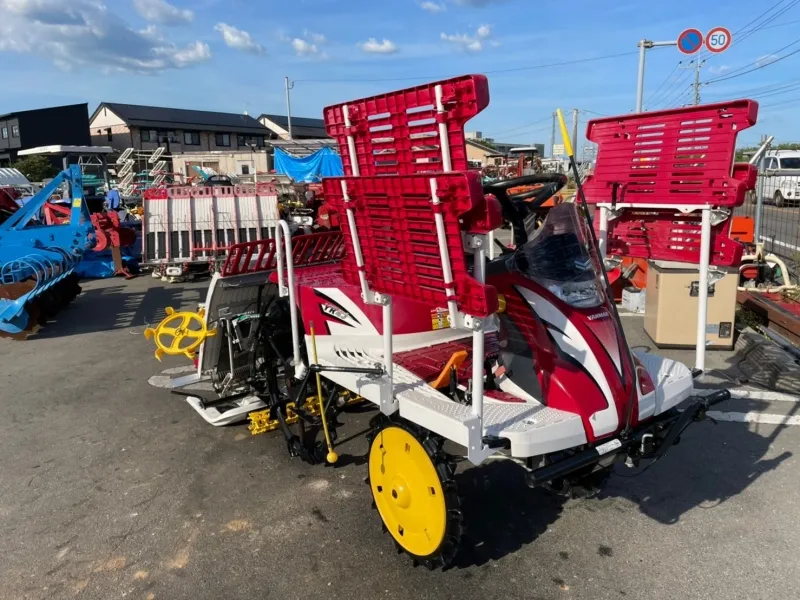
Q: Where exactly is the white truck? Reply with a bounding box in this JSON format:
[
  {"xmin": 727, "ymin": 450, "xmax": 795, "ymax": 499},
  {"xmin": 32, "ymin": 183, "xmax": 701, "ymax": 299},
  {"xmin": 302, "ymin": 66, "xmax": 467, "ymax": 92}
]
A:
[{"xmin": 754, "ymin": 149, "xmax": 800, "ymax": 207}]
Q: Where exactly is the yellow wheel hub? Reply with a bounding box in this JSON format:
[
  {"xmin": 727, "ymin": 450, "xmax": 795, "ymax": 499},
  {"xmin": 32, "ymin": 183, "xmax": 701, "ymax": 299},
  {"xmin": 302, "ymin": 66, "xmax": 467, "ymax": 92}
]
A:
[
  {"xmin": 143, "ymin": 307, "xmax": 216, "ymax": 361},
  {"xmin": 369, "ymin": 425, "xmax": 447, "ymax": 558}
]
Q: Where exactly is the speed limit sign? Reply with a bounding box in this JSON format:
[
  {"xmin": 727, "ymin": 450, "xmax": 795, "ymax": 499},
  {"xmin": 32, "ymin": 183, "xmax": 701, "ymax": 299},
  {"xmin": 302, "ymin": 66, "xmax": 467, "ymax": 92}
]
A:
[{"xmin": 706, "ymin": 26, "xmax": 732, "ymax": 53}]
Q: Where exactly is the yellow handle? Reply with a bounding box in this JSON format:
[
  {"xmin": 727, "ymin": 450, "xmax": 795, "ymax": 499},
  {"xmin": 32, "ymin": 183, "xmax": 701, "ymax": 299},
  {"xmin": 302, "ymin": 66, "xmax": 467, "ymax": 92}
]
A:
[
  {"xmin": 556, "ymin": 109, "xmax": 574, "ymax": 158},
  {"xmin": 310, "ymin": 324, "xmax": 338, "ymax": 464}
]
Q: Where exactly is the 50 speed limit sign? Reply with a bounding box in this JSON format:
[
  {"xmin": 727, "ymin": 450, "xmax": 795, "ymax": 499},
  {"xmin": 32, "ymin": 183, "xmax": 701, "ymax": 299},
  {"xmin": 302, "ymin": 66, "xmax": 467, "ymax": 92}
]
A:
[{"xmin": 706, "ymin": 27, "xmax": 732, "ymax": 53}]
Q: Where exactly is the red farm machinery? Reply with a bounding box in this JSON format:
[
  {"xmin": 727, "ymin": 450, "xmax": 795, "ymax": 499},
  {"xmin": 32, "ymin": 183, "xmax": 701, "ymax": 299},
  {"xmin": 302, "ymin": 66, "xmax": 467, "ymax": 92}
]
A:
[{"xmin": 144, "ymin": 75, "xmax": 746, "ymax": 568}]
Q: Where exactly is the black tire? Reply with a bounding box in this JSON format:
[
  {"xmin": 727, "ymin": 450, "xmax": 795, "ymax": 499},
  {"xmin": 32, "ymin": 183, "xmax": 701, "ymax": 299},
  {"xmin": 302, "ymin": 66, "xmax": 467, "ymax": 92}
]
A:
[
  {"xmin": 746, "ymin": 191, "xmax": 757, "ymax": 205},
  {"xmin": 774, "ymin": 191, "xmax": 785, "ymax": 208}
]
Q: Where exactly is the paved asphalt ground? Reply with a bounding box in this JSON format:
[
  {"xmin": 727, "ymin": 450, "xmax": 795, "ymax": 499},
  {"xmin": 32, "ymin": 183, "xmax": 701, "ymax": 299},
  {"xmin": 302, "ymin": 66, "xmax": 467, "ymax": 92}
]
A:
[{"xmin": 1, "ymin": 276, "xmax": 799, "ymax": 600}]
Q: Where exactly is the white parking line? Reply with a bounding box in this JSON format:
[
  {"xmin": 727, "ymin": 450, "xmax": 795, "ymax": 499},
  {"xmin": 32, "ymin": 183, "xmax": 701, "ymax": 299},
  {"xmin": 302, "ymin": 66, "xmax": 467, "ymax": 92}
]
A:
[
  {"xmin": 729, "ymin": 390, "xmax": 800, "ymax": 402},
  {"xmin": 758, "ymin": 235, "xmax": 800, "ymax": 252},
  {"xmin": 706, "ymin": 411, "xmax": 800, "ymax": 426}
]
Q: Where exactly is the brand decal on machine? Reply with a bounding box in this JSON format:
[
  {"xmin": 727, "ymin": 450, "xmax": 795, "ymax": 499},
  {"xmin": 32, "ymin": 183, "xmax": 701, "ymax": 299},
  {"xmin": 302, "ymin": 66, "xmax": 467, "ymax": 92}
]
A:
[
  {"xmin": 321, "ymin": 303, "xmax": 351, "ymax": 323},
  {"xmin": 587, "ymin": 311, "xmax": 609, "ymax": 321},
  {"xmin": 313, "ymin": 290, "xmax": 361, "ymax": 329}
]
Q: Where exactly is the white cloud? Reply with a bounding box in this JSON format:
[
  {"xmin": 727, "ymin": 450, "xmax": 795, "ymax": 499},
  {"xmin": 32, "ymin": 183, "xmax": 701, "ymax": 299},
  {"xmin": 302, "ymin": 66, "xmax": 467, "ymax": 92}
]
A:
[
  {"xmin": 168, "ymin": 40, "xmax": 211, "ymax": 66},
  {"xmin": 304, "ymin": 30, "xmax": 327, "ymax": 45},
  {"xmin": 421, "ymin": 1, "xmax": 445, "ymax": 12},
  {"xmin": 132, "ymin": 0, "xmax": 193, "ymax": 26},
  {"xmin": 360, "ymin": 37, "xmax": 398, "ymax": 54},
  {"xmin": 452, "ymin": 0, "xmax": 505, "ymax": 5},
  {"xmin": 708, "ymin": 65, "xmax": 731, "ymax": 75},
  {"xmin": 214, "ymin": 23, "xmax": 264, "ymax": 54},
  {"xmin": 756, "ymin": 54, "xmax": 779, "ymax": 67},
  {"xmin": 440, "ymin": 24, "xmax": 493, "ymax": 51},
  {"xmin": 0, "ymin": 0, "xmax": 210, "ymax": 72},
  {"xmin": 291, "ymin": 38, "xmax": 318, "ymax": 56}
]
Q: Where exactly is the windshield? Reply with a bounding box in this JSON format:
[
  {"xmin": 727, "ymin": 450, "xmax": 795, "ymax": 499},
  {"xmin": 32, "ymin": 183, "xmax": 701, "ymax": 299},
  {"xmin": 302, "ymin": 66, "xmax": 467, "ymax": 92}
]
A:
[
  {"xmin": 508, "ymin": 202, "xmax": 606, "ymax": 308},
  {"xmin": 779, "ymin": 158, "xmax": 800, "ymax": 169}
]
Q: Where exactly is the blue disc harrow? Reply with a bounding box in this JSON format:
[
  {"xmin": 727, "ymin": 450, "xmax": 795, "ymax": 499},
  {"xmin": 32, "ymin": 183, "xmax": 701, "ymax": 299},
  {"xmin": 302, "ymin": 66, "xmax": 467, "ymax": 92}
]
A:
[{"xmin": 0, "ymin": 166, "xmax": 95, "ymax": 338}]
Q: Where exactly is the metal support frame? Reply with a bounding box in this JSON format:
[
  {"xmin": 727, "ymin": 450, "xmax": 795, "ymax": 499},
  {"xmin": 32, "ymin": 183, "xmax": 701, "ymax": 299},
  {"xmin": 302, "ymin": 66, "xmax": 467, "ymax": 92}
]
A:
[
  {"xmin": 429, "ymin": 177, "xmax": 461, "ymax": 327},
  {"xmin": 597, "ymin": 201, "xmax": 722, "ymax": 372},
  {"xmin": 695, "ymin": 207, "xmax": 712, "ymax": 372},
  {"xmin": 751, "ymin": 135, "xmax": 774, "ymax": 243},
  {"xmin": 275, "ymin": 220, "xmax": 304, "ymax": 378},
  {"xmin": 340, "ymin": 105, "xmax": 396, "ymax": 415}
]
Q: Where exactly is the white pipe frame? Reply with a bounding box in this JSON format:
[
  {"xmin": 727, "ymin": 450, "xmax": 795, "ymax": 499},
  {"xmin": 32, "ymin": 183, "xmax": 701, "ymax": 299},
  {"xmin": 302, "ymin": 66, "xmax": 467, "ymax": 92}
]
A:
[
  {"xmin": 695, "ymin": 207, "xmax": 712, "ymax": 373},
  {"xmin": 435, "ymin": 82, "xmax": 486, "ymax": 458},
  {"xmin": 429, "ymin": 177, "xmax": 460, "ymax": 327},
  {"xmin": 275, "ymin": 220, "xmax": 302, "ymax": 374},
  {"xmin": 343, "ymin": 103, "xmax": 396, "ymax": 413}
]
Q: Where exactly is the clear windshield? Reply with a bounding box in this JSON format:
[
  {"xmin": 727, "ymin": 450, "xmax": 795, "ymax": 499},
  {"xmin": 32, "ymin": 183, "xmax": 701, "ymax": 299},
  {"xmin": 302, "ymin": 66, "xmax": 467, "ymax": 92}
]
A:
[{"xmin": 508, "ymin": 202, "xmax": 606, "ymax": 308}]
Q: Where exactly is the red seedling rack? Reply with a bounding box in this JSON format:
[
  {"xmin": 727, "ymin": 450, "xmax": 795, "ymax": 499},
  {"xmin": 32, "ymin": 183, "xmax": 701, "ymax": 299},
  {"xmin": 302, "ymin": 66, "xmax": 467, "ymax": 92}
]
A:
[
  {"xmin": 583, "ymin": 100, "xmax": 758, "ymax": 207},
  {"xmin": 324, "ymin": 75, "xmax": 489, "ymax": 177},
  {"xmin": 323, "ymin": 171, "xmax": 498, "ymax": 318},
  {"xmin": 597, "ymin": 207, "xmax": 744, "ymax": 267},
  {"xmin": 221, "ymin": 230, "xmax": 345, "ymax": 277}
]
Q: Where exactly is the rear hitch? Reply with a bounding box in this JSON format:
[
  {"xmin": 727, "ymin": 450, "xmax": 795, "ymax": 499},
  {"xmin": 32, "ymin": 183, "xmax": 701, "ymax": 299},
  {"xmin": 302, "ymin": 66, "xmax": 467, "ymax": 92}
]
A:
[{"xmin": 524, "ymin": 389, "xmax": 732, "ymax": 488}]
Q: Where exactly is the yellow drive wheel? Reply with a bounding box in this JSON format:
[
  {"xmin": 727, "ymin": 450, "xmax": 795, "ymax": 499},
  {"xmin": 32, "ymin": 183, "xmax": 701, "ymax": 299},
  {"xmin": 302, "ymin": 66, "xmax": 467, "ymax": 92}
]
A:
[{"xmin": 368, "ymin": 420, "xmax": 462, "ymax": 569}]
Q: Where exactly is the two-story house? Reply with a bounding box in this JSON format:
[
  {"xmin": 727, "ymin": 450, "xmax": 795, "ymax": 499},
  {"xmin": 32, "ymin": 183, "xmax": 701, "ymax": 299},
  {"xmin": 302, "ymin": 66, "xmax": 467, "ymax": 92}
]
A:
[
  {"xmin": 0, "ymin": 103, "xmax": 91, "ymax": 166},
  {"xmin": 89, "ymin": 103, "xmax": 271, "ymax": 155}
]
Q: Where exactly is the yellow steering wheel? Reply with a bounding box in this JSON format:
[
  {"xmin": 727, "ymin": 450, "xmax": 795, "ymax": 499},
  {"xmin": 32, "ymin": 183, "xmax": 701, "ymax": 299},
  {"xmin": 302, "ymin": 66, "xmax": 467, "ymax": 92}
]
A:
[{"xmin": 144, "ymin": 306, "xmax": 216, "ymax": 361}]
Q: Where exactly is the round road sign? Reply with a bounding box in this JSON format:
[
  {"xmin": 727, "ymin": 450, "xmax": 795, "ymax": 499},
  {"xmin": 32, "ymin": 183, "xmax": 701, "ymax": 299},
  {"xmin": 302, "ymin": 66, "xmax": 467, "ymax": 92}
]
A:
[
  {"xmin": 706, "ymin": 26, "xmax": 732, "ymax": 53},
  {"xmin": 677, "ymin": 28, "xmax": 704, "ymax": 55}
]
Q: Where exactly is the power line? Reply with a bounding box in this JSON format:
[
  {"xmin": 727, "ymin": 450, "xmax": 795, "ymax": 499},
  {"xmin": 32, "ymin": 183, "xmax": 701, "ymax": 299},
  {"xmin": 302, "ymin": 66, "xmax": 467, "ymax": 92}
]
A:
[
  {"xmin": 705, "ymin": 36, "xmax": 800, "ymax": 83},
  {"xmin": 705, "ymin": 44, "xmax": 800, "ymax": 84},
  {"xmin": 649, "ymin": 1, "xmax": 799, "ymax": 108},
  {"xmin": 293, "ymin": 50, "xmax": 638, "ymax": 83},
  {"xmin": 653, "ymin": 68, "xmax": 694, "ymax": 109},
  {"xmin": 703, "ymin": 76, "xmax": 800, "ymax": 97},
  {"xmin": 483, "ymin": 116, "xmax": 552, "ymax": 138},
  {"xmin": 643, "ymin": 62, "xmax": 681, "ymax": 108}
]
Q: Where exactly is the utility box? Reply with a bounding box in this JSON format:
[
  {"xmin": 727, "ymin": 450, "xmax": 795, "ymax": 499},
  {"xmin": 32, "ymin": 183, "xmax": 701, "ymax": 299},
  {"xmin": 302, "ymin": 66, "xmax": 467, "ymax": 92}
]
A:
[{"xmin": 644, "ymin": 260, "xmax": 738, "ymax": 350}]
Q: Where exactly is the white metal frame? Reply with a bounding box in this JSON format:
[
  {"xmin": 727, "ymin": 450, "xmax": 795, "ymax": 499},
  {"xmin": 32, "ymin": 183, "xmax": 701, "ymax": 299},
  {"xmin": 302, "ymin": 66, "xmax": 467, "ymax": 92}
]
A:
[
  {"xmin": 337, "ymin": 90, "xmax": 490, "ymax": 460},
  {"xmin": 596, "ymin": 201, "xmax": 733, "ymax": 372},
  {"xmin": 275, "ymin": 220, "xmax": 305, "ymax": 378}
]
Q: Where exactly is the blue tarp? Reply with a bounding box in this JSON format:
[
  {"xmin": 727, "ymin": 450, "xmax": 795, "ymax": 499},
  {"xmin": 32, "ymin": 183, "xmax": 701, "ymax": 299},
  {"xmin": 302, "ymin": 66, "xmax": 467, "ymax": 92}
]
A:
[
  {"xmin": 273, "ymin": 147, "xmax": 343, "ymax": 183},
  {"xmin": 75, "ymin": 252, "xmax": 140, "ymax": 278}
]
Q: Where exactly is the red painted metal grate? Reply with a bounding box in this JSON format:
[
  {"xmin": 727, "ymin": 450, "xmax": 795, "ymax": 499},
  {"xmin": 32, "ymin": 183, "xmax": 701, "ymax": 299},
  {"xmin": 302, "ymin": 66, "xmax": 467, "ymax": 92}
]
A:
[
  {"xmin": 583, "ymin": 100, "xmax": 758, "ymax": 207},
  {"xmin": 597, "ymin": 207, "xmax": 744, "ymax": 267},
  {"xmin": 221, "ymin": 230, "xmax": 345, "ymax": 277},
  {"xmin": 323, "ymin": 75, "xmax": 489, "ymax": 176},
  {"xmin": 323, "ymin": 171, "xmax": 498, "ymax": 317},
  {"xmin": 394, "ymin": 333, "xmax": 500, "ymax": 384}
]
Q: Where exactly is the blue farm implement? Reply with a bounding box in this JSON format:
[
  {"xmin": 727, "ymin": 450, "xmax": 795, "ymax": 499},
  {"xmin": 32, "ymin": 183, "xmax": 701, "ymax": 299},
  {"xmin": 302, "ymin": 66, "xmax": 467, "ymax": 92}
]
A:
[{"xmin": 0, "ymin": 165, "xmax": 95, "ymax": 339}]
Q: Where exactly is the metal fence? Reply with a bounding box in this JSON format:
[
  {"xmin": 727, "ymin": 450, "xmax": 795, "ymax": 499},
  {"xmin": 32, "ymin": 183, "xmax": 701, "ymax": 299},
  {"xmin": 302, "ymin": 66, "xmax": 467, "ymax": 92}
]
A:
[{"xmin": 734, "ymin": 150, "xmax": 800, "ymax": 283}]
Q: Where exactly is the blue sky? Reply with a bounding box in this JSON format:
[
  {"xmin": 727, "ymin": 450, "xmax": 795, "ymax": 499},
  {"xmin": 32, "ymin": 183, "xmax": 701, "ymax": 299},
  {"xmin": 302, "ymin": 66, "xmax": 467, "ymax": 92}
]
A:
[{"xmin": 1, "ymin": 0, "xmax": 798, "ymax": 151}]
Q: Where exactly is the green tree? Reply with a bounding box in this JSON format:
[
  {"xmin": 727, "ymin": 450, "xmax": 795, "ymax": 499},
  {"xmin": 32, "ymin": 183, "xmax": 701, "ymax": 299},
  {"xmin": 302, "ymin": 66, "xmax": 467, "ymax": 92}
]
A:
[{"xmin": 10, "ymin": 155, "xmax": 58, "ymax": 182}]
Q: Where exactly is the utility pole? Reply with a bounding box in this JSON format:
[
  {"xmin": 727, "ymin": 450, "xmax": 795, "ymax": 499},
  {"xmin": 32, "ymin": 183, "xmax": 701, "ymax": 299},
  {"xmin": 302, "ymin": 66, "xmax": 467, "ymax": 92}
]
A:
[
  {"xmin": 284, "ymin": 76, "xmax": 294, "ymax": 140},
  {"xmin": 550, "ymin": 112, "xmax": 556, "ymax": 158},
  {"xmin": 571, "ymin": 109, "xmax": 579, "ymax": 165},
  {"xmin": 692, "ymin": 59, "xmax": 706, "ymax": 105}
]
